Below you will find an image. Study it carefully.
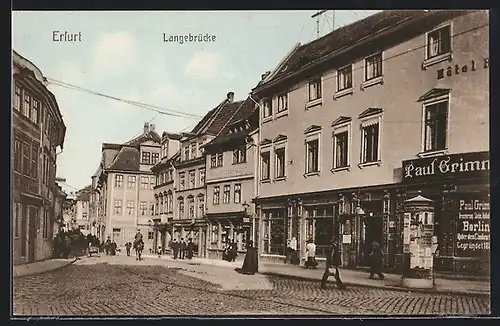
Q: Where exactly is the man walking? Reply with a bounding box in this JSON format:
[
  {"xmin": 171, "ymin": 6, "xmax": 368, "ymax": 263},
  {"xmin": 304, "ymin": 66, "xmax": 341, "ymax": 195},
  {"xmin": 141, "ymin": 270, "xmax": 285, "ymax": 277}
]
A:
[
  {"xmin": 321, "ymin": 239, "xmax": 346, "ymax": 290},
  {"xmin": 172, "ymin": 239, "xmax": 179, "ymax": 259},
  {"xmin": 186, "ymin": 238, "xmax": 194, "ymax": 259},
  {"xmin": 179, "ymin": 238, "xmax": 186, "ymax": 259}
]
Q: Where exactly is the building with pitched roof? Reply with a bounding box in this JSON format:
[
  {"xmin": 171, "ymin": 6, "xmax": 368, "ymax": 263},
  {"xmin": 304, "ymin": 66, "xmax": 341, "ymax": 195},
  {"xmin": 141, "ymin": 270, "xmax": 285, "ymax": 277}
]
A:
[
  {"xmin": 94, "ymin": 123, "xmax": 162, "ymax": 249},
  {"xmin": 252, "ymin": 10, "xmax": 489, "ymax": 274},
  {"xmin": 12, "ymin": 50, "xmax": 67, "ymax": 265}
]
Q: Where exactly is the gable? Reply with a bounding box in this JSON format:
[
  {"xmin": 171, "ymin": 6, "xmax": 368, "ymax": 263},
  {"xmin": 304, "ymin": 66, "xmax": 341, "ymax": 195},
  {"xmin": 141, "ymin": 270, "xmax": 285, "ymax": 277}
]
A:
[
  {"xmin": 260, "ymin": 138, "xmax": 272, "ymax": 146},
  {"xmin": 304, "ymin": 125, "xmax": 322, "ymax": 134},
  {"xmin": 273, "ymin": 134, "xmax": 287, "ymax": 143},
  {"xmin": 358, "ymin": 108, "xmax": 383, "ymax": 119},
  {"xmin": 417, "ymin": 88, "xmax": 451, "ymax": 102},
  {"xmin": 331, "ymin": 116, "xmax": 352, "ymax": 127}
]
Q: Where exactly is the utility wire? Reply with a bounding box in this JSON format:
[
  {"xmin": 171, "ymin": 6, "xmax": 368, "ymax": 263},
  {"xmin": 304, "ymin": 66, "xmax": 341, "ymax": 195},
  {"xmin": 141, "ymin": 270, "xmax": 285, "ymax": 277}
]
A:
[
  {"xmin": 46, "ymin": 78, "xmax": 203, "ymax": 119},
  {"xmin": 260, "ymin": 23, "xmax": 488, "ymax": 96}
]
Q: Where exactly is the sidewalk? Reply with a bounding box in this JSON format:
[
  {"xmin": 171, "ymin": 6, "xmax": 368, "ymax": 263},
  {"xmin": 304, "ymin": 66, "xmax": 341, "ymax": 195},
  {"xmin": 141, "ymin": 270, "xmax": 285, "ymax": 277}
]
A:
[
  {"xmin": 13, "ymin": 258, "xmax": 76, "ymax": 278},
  {"xmin": 142, "ymin": 254, "xmax": 490, "ymax": 297}
]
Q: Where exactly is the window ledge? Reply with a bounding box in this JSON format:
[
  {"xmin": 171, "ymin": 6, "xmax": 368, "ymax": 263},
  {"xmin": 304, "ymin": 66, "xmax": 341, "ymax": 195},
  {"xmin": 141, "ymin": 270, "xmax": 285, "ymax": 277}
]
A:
[
  {"xmin": 303, "ymin": 171, "xmax": 320, "ymax": 178},
  {"xmin": 274, "ymin": 176, "xmax": 286, "ymax": 182},
  {"xmin": 358, "ymin": 161, "xmax": 382, "ymax": 169},
  {"xmin": 417, "ymin": 149, "xmax": 448, "ymax": 158},
  {"xmin": 333, "ymin": 88, "xmax": 354, "ymax": 100},
  {"xmin": 232, "ymin": 161, "xmax": 247, "ymax": 165},
  {"xmin": 422, "ymin": 52, "xmax": 453, "ymax": 70},
  {"xmin": 262, "ymin": 116, "xmax": 273, "ymax": 124},
  {"xmin": 361, "ymin": 76, "xmax": 384, "ymax": 91},
  {"xmin": 260, "ymin": 179, "xmax": 271, "ymax": 184},
  {"xmin": 275, "ymin": 110, "xmax": 288, "ymax": 119},
  {"xmin": 305, "ymin": 98, "xmax": 322, "ymax": 109},
  {"xmin": 331, "ymin": 166, "xmax": 351, "ymax": 173}
]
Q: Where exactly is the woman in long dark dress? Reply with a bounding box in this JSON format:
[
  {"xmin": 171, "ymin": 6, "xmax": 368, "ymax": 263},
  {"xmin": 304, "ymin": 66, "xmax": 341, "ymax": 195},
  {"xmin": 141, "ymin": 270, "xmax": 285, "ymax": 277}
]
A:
[{"xmin": 240, "ymin": 240, "xmax": 258, "ymax": 275}]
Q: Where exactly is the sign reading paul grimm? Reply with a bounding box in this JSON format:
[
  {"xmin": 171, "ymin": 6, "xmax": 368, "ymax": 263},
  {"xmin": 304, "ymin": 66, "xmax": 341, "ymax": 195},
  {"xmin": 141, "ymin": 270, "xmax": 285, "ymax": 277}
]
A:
[{"xmin": 402, "ymin": 151, "xmax": 490, "ymax": 184}]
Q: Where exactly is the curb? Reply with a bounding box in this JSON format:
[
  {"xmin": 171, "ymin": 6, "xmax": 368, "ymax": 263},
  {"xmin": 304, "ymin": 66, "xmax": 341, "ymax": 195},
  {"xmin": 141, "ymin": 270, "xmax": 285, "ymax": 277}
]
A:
[
  {"xmin": 14, "ymin": 258, "xmax": 77, "ymax": 279},
  {"xmin": 260, "ymin": 271, "xmax": 491, "ymax": 298}
]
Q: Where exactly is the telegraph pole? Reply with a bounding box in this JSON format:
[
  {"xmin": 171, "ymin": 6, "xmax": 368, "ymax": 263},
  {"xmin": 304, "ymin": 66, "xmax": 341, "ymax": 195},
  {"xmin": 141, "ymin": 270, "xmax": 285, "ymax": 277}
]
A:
[{"xmin": 311, "ymin": 10, "xmax": 335, "ymax": 39}]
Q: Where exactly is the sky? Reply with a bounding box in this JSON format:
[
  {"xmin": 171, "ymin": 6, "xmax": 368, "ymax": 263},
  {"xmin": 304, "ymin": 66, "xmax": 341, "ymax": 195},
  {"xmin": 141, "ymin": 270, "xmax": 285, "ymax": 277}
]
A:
[{"xmin": 12, "ymin": 10, "xmax": 380, "ymax": 192}]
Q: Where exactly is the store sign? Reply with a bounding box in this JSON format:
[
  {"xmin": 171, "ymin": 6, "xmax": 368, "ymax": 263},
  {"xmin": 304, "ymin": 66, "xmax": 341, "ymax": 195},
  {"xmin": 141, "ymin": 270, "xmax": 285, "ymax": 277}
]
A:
[
  {"xmin": 437, "ymin": 58, "xmax": 489, "ymax": 80},
  {"xmin": 456, "ymin": 197, "xmax": 490, "ymax": 257},
  {"xmin": 402, "ymin": 151, "xmax": 489, "ymax": 184}
]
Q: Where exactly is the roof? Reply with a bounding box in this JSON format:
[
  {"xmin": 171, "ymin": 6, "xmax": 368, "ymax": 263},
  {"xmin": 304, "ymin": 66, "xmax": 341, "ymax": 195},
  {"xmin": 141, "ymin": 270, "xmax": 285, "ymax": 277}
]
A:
[
  {"xmin": 257, "ymin": 10, "xmax": 470, "ymax": 88},
  {"xmin": 190, "ymin": 108, "xmax": 217, "ymax": 134},
  {"xmin": 108, "ymin": 146, "xmax": 140, "ymax": 171},
  {"xmin": 205, "ymin": 100, "xmax": 243, "ymax": 136},
  {"xmin": 125, "ymin": 130, "xmax": 161, "ymax": 147},
  {"xmin": 162, "ymin": 131, "xmax": 182, "ymax": 141}
]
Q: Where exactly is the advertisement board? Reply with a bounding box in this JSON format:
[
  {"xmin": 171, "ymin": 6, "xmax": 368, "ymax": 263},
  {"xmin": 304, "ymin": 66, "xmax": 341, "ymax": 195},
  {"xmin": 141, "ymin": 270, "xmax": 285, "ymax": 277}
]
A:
[{"xmin": 455, "ymin": 197, "xmax": 490, "ymax": 257}]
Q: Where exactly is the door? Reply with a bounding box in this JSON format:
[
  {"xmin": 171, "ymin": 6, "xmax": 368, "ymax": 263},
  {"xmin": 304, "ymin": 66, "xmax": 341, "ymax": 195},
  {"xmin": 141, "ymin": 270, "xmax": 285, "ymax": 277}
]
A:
[
  {"xmin": 360, "ymin": 216, "xmax": 383, "ymax": 266},
  {"xmin": 20, "ymin": 204, "xmax": 27, "ymax": 259},
  {"xmin": 28, "ymin": 206, "xmax": 37, "ymax": 263},
  {"xmin": 200, "ymin": 227, "xmax": 206, "ymax": 258}
]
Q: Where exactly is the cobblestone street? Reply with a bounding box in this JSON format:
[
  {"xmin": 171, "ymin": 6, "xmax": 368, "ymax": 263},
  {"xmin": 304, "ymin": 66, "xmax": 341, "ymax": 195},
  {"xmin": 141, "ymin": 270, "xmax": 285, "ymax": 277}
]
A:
[{"xmin": 13, "ymin": 256, "xmax": 490, "ymax": 317}]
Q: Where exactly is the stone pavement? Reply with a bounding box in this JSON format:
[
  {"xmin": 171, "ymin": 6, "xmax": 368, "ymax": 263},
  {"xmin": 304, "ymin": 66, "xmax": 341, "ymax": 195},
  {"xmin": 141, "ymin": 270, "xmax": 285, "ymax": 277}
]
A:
[
  {"xmin": 141, "ymin": 254, "xmax": 490, "ymax": 296},
  {"xmin": 13, "ymin": 258, "xmax": 76, "ymax": 278}
]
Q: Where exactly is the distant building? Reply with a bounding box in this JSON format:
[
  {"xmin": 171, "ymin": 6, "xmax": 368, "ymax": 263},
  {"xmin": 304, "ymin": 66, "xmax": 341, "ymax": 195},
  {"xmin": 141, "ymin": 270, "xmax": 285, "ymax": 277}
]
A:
[
  {"xmin": 94, "ymin": 123, "xmax": 161, "ymax": 249},
  {"xmin": 12, "ymin": 50, "xmax": 67, "ymax": 265},
  {"xmin": 74, "ymin": 186, "xmax": 91, "ymax": 235}
]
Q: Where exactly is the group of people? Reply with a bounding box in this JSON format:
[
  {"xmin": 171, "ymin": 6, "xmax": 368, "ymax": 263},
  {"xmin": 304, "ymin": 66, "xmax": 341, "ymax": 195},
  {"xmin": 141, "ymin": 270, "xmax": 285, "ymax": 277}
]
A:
[
  {"xmin": 222, "ymin": 240, "xmax": 238, "ymax": 262},
  {"xmin": 104, "ymin": 237, "xmax": 118, "ymax": 255},
  {"xmin": 170, "ymin": 238, "xmax": 195, "ymax": 259},
  {"xmin": 52, "ymin": 232, "xmax": 72, "ymax": 259}
]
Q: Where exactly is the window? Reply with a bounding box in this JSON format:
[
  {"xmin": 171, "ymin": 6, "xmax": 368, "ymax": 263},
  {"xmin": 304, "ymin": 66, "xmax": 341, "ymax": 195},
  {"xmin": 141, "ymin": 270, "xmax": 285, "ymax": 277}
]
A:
[
  {"xmin": 14, "ymin": 85, "xmax": 21, "ymax": 111},
  {"xmin": 199, "ymin": 168, "xmax": 205, "ymax": 185},
  {"xmin": 42, "ymin": 209, "xmax": 48, "ymax": 239},
  {"xmin": 23, "ymin": 92, "xmax": 31, "ymax": 119},
  {"xmin": 140, "ymin": 201, "xmax": 147, "ymax": 215},
  {"xmin": 262, "ymin": 210, "xmax": 285, "ymax": 255},
  {"xmin": 365, "ymin": 53, "xmax": 382, "ymax": 81},
  {"xmin": 333, "ymin": 131, "xmax": 349, "ymax": 168},
  {"xmin": 234, "ymin": 184, "xmax": 241, "ymax": 204},
  {"xmin": 260, "ymin": 151, "xmax": 270, "ymax": 180},
  {"xmin": 150, "ymin": 202, "xmax": 154, "ymax": 215},
  {"xmin": 188, "ymin": 196, "xmax": 195, "ymax": 219},
  {"xmin": 13, "ymin": 140, "xmax": 21, "ymax": 172},
  {"xmin": 188, "ymin": 170, "xmax": 196, "ymax": 189},
  {"xmin": 275, "ymin": 148, "xmax": 286, "ymax": 178},
  {"xmin": 31, "ymin": 145, "xmax": 38, "ymax": 179},
  {"xmin": 211, "ymin": 153, "xmax": 223, "ymax": 168},
  {"xmin": 308, "ymin": 79, "xmax": 322, "ymax": 102},
  {"xmin": 127, "ymin": 176, "xmax": 136, "ymax": 189},
  {"xmin": 263, "ymin": 99, "xmax": 272, "ymax": 118},
  {"xmin": 22, "ymin": 143, "xmax": 30, "ymax": 176},
  {"xmin": 159, "ymin": 196, "xmax": 164, "ymax": 214},
  {"xmin": 233, "ymin": 147, "xmax": 246, "ymax": 164},
  {"xmin": 168, "ymin": 193, "xmax": 173, "ymax": 213},
  {"xmin": 115, "ymin": 174, "xmax": 123, "ymax": 188},
  {"xmin": 198, "ymin": 195, "xmax": 205, "ymax": 217},
  {"xmin": 149, "ymin": 176, "xmax": 155, "ymax": 189},
  {"xmin": 148, "ymin": 231, "xmax": 154, "ymax": 240},
  {"xmin": 127, "ymin": 201, "xmax": 135, "ymax": 215},
  {"xmin": 179, "ymin": 172, "xmax": 185, "ymax": 190},
  {"xmin": 223, "ymin": 185, "xmax": 231, "ymax": 204},
  {"xmin": 277, "ymin": 93, "xmax": 288, "ymax": 113},
  {"xmin": 178, "ymin": 197, "xmax": 185, "ymax": 218},
  {"xmin": 198, "ymin": 141, "xmax": 204, "ymax": 156},
  {"xmin": 13, "ymin": 202, "xmax": 21, "ymax": 238},
  {"xmin": 306, "ymin": 139, "xmax": 319, "ymax": 173},
  {"xmin": 337, "ymin": 65, "xmax": 353, "ymax": 91},
  {"xmin": 361, "ymin": 123, "xmax": 380, "ymax": 163},
  {"xmin": 424, "ymin": 100, "xmax": 448, "ymax": 152},
  {"xmin": 114, "ymin": 200, "xmax": 123, "ymax": 215},
  {"xmin": 191, "ymin": 143, "xmax": 197, "ymax": 159},
  {"xmin": 216, "ymin": 153, "xmax": 223, "ymax": 167},
  {"xmin": 82, "ymin": 213, "xmax": 88, "ymax": 221},
  {"xmin": 32, "ymin": 99, "xmax": 40, "ymax": 124},
  {"xmin": 427, "ymin": 25, "xmax": 451, "ymax": 59},
  {"xmin": 184, "ymin": 146, "xmax": 190, "ymax": 161},
  {"xmin": 142, "ymin": 151, "xmax": 151, "ymax": 164},
  {"xmin": 140, "ymin": 176, "xmax": 148, "ymax": 189},
  {"xmin": 161, "ymin": 143, "xmax": 167, "ymax": 158},
  {"xmin": 151, "ymin": 152, "xmax": 159, "ymax": 164},
  {"xmin": 213, "ymin": 186, "xmax": 220, "ymax": 205}
]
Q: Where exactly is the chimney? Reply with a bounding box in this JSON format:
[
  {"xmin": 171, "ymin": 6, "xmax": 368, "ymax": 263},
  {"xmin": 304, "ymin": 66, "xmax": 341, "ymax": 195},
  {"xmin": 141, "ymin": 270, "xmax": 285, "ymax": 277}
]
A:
[
  {"xmin": 261, "ymin": 71, "xmax": 271, "ymax": 81},
  {"xmin": 227, "ymin": 92, "xmax": 234, "ymax": 103},
  {"xmin": 149, "ymin": 124, "xmax": 155, "ymax": 132},
  {"xmin": 143, "ymin": 122, "xmax": 150, "ymax": 134}
]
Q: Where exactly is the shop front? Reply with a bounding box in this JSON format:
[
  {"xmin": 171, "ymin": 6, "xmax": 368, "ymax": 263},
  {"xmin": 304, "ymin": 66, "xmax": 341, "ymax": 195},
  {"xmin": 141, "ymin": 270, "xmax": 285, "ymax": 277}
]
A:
[
  {"xmin": 398, "ymin": 151, "xmax": 490, "ymax": 275},
  {"xmin": 206, "ymin": 212, "xmax": 251, "ymax": 260}
]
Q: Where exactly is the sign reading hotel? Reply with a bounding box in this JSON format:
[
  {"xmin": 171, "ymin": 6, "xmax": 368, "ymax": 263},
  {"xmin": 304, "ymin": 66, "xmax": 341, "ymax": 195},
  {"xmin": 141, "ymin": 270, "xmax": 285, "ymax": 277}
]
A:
[
  {"xmin": 456, "ymin": 197, "xmax": 490, "ymax": 257},
  {"xmin": 402, "ymin": 151, "xmax": 490, "ymax": 184}
]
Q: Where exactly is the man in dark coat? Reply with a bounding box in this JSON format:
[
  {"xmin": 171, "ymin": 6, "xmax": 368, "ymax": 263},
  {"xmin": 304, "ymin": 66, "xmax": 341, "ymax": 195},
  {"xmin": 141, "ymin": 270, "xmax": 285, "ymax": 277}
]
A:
[
  {"xmin": 105, "ymin": 236, "xmax": 112, "ymax": 255},
  {"xmin": 125, "ymin": 242, "xmax": 132, "ymax": 256},
  {"xmin": 172, "ymin": 239, "xmax": 179, "ymax": 259},
  {"xmin": 186, "ymin": 238, "xmax": 194, "ymax": 259},
  {"xmin": 229, "ymin": 240, "xmax": 238, "ymax": 262},
  {"xmin": 321, "ymin": 239, "xmax": 346, "ymax": 289},
  {"xmin": 179, "ymin": 238, "xmax": 186, "ymax": 259},
  {"xmin": 369, "ymin": 241, "xmax": 385, "ymax": 280},
  {"xmin": 240, "ymin": 240, "xmax": 258, "ymax": 275}
]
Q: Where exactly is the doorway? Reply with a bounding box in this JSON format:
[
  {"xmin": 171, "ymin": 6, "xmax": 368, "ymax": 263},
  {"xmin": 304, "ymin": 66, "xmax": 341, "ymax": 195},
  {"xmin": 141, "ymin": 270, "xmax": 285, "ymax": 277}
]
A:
[
  {"xmin": 20, "ymin": 204, "xmax": 27, "ymax": 259},
  {"xmin": 27, "ymin": 206, "xmax": 37, "ymax": 263},
  {"xmin": 360, "ymin": 216, "xmax": 383, "ymax": 266}
]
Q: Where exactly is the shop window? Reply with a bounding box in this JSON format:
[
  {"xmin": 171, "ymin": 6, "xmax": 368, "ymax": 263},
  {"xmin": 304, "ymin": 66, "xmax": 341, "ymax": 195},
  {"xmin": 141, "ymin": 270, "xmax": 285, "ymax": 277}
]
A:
[
  {"xmin": 263, "ymin": 210, "xmax": 285, "ymax": 255},
  {"xmin": 211, "ymin": 224, "xmax": 219, "ymax": 247},
  {"xmin": 305, "ymin": 206, "xmax": 334, "ymax": 257}
]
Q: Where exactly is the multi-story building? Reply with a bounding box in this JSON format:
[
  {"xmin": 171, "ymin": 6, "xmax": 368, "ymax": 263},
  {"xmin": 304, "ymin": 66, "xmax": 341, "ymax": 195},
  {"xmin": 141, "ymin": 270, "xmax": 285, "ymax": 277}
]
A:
[
  {"xmin": 202, "ymin": 97, "xmax": 259, "ymax": 260},
  {"xmin": 12, "ymin": 50, "xmax": 67, "ymax": 265},
  {"xmin": 74, "ymin": 186, "xmax": 91, "ymax": 235},
  {"xmin": 94, "ymin": 122, "xmax": 160, "ymax": 249},
  {"xmin": 52, "ymin": 182, "xmax": 66, "ymax": 235},
  {"xmin": 90, "ymin": 171, "xmax": 103, "ymax": 241},
  {"xmin": 251, "ymin": 10, "xmax": 489, "ymax": 274},
  {"xmin": 150, "ymin": 131, "xmax": 181, "ymax": 251}
]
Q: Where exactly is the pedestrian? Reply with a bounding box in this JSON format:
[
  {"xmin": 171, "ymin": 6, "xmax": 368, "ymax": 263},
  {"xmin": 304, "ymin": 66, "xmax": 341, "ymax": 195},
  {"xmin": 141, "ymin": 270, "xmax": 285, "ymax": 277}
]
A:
[
  {"xmin": 186, "ymin": 238, "xmax": 194, "ymax": 259},
  {"xmin": 179, "ymin": 238, "xmax": 186, "ymax": 259},
  {"xmin": 369, "ymin": 241, "xmax": 385, "ymax": 280},
  {"xmin": 111, "ymin": 241, "xmax": 117, "ymax": 256},
  {"xmin": 304, "ymin": 239, "xmax": 318, "ymax": 269},
  {"xmin": 321, "ymin": 239, "xmax": 346, "ymax": 289},
  {"xmin": 229, "ymin": 239, "xmax": 238, "ymax": 262},
  {"xmin": 172, "ymin": 239, "xmax": 179, "ymax": 259},
  {"xmin": 239, "ymin": 240, "xmax": 258, "ymax": 275},
  {"xmin": 105, "ymin": 236, "xmax": 111, "ymax": 255},
  {"xmin": 63, "ymin": 235, "xmax": 71, "ymax": 259},
  {"xmin": 125, "ymin": 242, "xmax": 132, "ymax": 256}
]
